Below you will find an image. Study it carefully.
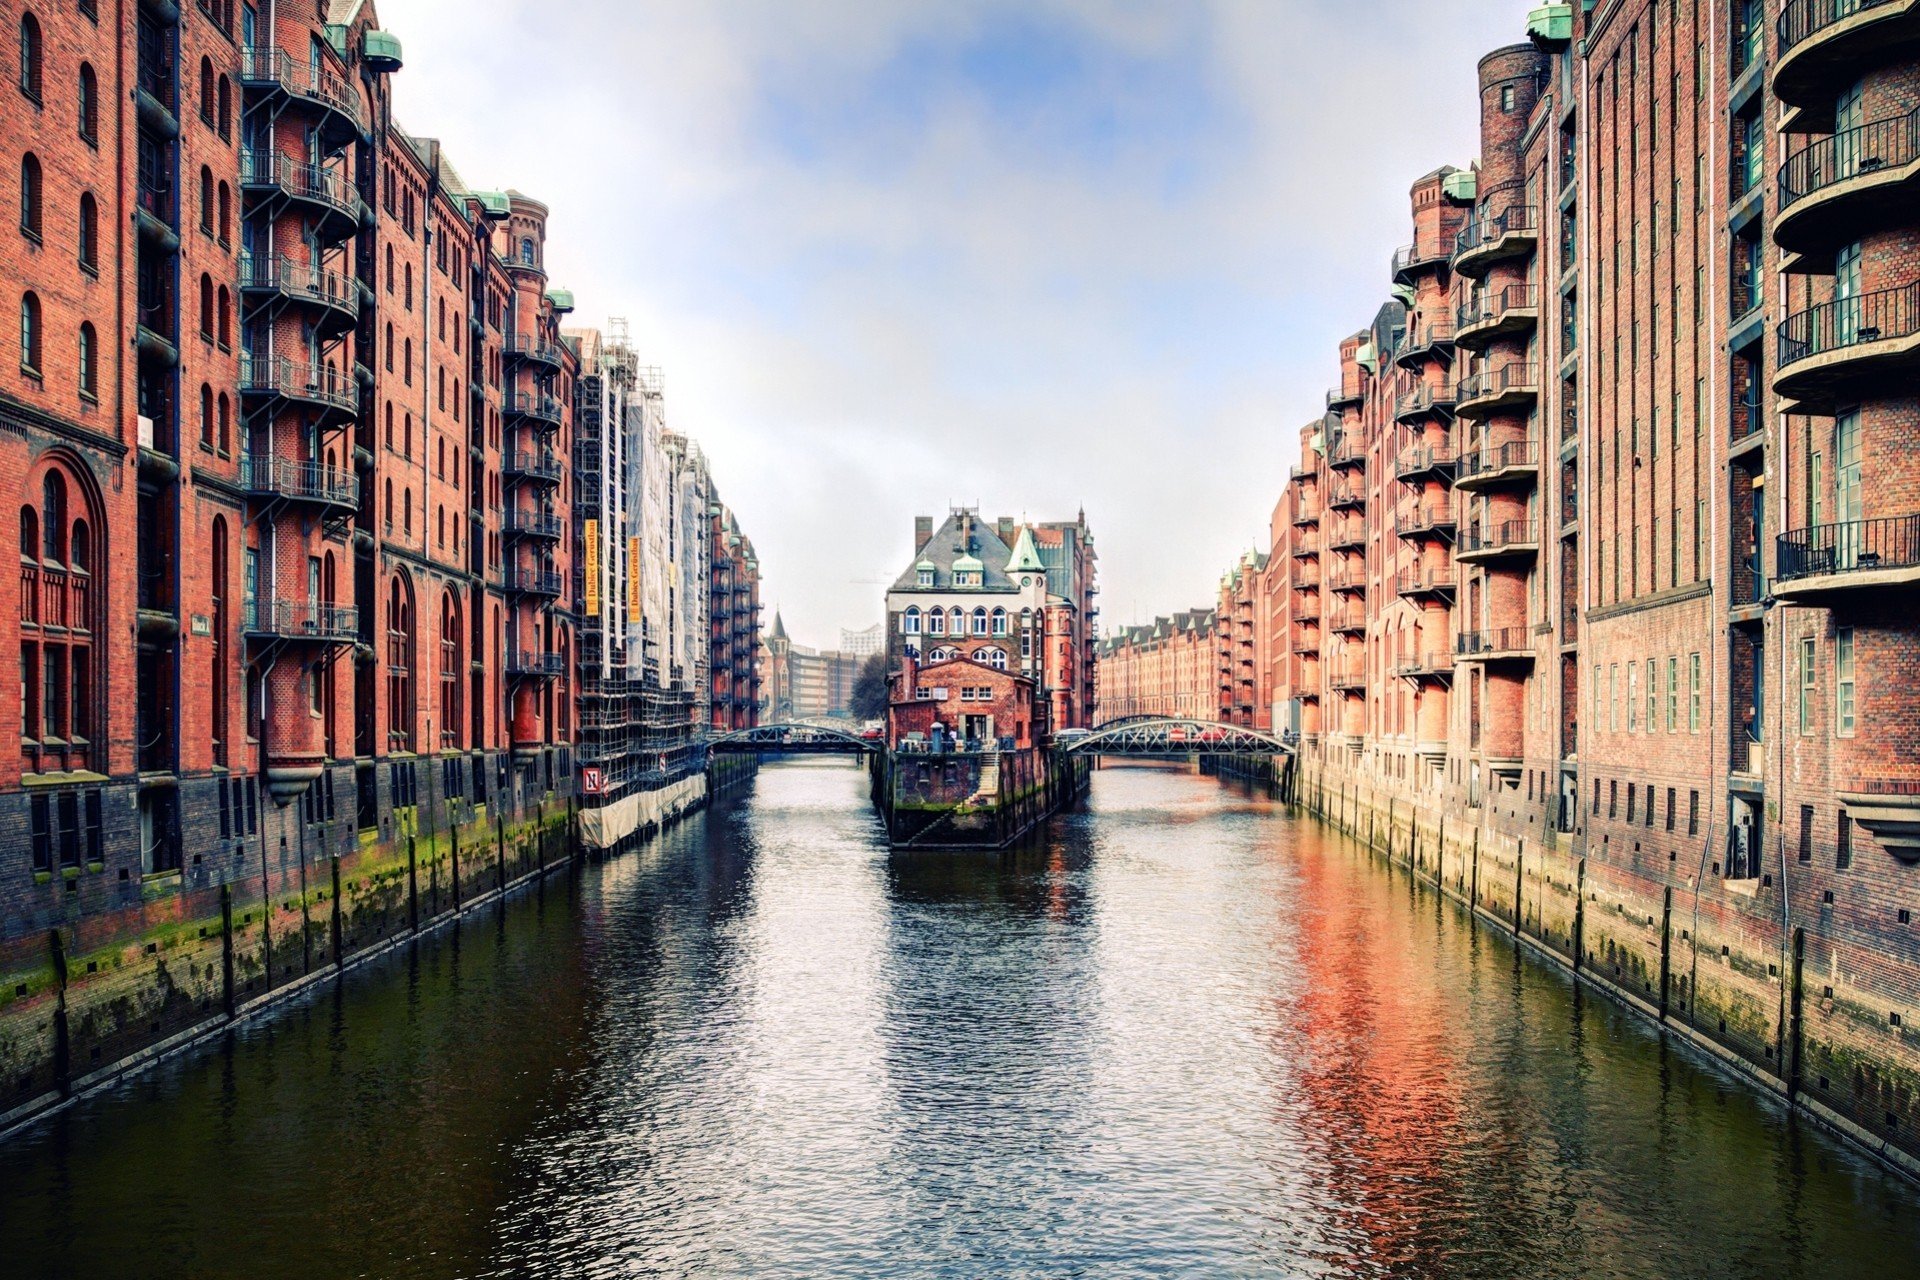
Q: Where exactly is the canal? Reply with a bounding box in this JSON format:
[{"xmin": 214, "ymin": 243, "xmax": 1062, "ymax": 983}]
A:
[{"xmin": 2, "ymin": 761, "xmax": 1918, "ymax": 1278}]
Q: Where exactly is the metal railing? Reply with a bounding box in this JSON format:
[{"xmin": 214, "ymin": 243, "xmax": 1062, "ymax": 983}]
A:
[
  {"xmin": 1394, "ymin": 651, "xmax": 1452, "ymax": 677},
  {"xmin": 238, "ymin": 47, "xmax": 365, "ymax": 133},
  {"xmin": 1778, "ymin": 281, "xmax": 1920, "ymax": 368},
  {"xmin": 507, "ymin": 649, "xmax": 566, "ymax": 677},
  {"xmin": 239, "ymin": 150, "xmax": 357, "ymax": 222},
  {"xmin": 505, "ymin": 449, "xmax": 563, "ymax": 481},
  {"xmin": 1394, "ymin": 444, "xmax": 1458, "ymax": 479},
  {"xmin": 1329, "ymin": 605, "xmax": 1367, "ymax": 632},
  {"xmin": 1457, "ymin": 626, "xmax": 1533, "ymax": 656},
  {"xmin": 504, "ymin": 508, "xmax": 563, "ymax": 539},
  {"xmin": 1779, "ymin": 0, "xmax": 1905, "ymax": 56},
  {"xmin": 1458, "ymin": 362, "xmax": 1539, "ymax": 406},
  {"xmin": 242, "ymin": 455, "xmax": 360, "ymax": 507},
  {"xmin": 1454, "ymin": 205, "xmax": 1539, "ymax": 261},
  {"xmin": 1458, "ymin": 519, "xmax": 1539, "ymax": 555},
  {"xmin": 238, "ymin": 353, "xmax": 358, "ymax": 413},
  {"xmin": 505, "ymin": 566, "xmax": 564, "ymax": 595},
  {"xmin": 1395, "ymin": 384, "xmax": 1459, "ymax": 421},
  {"xmin": 244, "ymin": 599, "xmax": 358, "ymax": 641},
  {"xmin": 239, "ymin": 255, "xmax": 360, "ymax": 318},
  {"xmin": 1394, "ymin": 318, "xmax": 1455, "ymax": 362},
  {"xmin": 506, "ymin": 334, "xmax": 565, "ymax": 367},
  {"xmin": 1395, "ymin": 567, "xmax": 1456, "ymax": 596},
  {"xmin": 1393, "ymin": 238, "xmax": 1448, "ymax": 278},
  {"xmin": 1776, "ymin": 514, "xmax": 1920, "ymax": 582},
  {"xmin": 1780, "ymin": 108, "xmax": 1919, "ymax": 207},
  {"xmin": 1456, "ymin": 438, "xmax": 1540, "ymax": 484},
  {"xmin": 1395, "ymin": 502, "xmax": 1457, "ymax": 536},
  {"xmin": 1457, "ymin": 284, "xmax": 1537, "ymax": 333},
  {"xmin": 506, "ymin": 391, "xmax": 565, "ymax": 424}
]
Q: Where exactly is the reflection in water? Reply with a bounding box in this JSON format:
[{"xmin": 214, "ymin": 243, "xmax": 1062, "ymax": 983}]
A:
[{"xmin": 0, "ymin": 758, "xmax": 1916, "ymax": 1279}]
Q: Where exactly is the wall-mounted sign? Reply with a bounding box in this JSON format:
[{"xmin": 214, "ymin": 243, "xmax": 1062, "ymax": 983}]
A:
[
  {"xmin": 190, "ymin": 615, "xmax": 212, "ymax": 636},
  {"xmin": 583, "ymin": 518, "xmax": 600, "ymax": 617}
]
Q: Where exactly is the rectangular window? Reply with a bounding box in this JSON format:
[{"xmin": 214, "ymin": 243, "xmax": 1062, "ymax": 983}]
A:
[
  {"xmin": 1610, "ymin": 780, "xmax": 1619, "ymax": 819},
  {"xmin": 1666, "ymin": 787, "xmax": 1676, "ymax": 832},
  {"xmin": 1628, "ymin": 664, "xmax": 1639, "ymax": 732},
  {"xmin": 1646, "ymin": 659, "xmax": 1658, "ymax": 732},
  {"xmin": 29, "ymin": 793, "xmax": 51, "ymax": 872},
  {"xmin": 1689, "ymin": 653, "xmax": 1702, "ymax": 733},
  {"xmin": 1610, "ymin": 664, "xmax": 1620, "ymax": 732},
  {"xmin": 1799, "ymin": 636, "xmax": 1817, "ymax": 735},
  {"xmin": 1837, "ymin": 813, "xmax": 1853, "ymax": 871},
  {"xmin": 1688, "ymin": 789, "xmax": 1701, "ymax": 836},
  {"xmin": 1627, "ymin": 784, "xmax": 1637, "ymax": 825},
  {"xmin": 1666, "ymin": 657, "xmax": 1678, "ymax": 732},
  {"xmin": 1835, "ymin": 628, "xmax": 1855, "ymax": 736},
  {"xmin": 1800, "ymin": 805, "xmax": 1814, "ymax": 864}
]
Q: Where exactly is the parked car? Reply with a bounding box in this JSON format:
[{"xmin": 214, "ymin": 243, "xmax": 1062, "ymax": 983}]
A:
[{"xmin": 1053, "ymin": 728, "xmax": 1093, "ymax": 745}]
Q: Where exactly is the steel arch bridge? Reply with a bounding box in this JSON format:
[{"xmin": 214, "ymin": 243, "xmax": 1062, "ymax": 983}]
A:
[
  {"xmin": 704, "ymin": 723, "xmax": 879, "ymax": 755},
  {"xmin": 1062, "ymin": 718, "xmax": 1295, "ymax": 757}
]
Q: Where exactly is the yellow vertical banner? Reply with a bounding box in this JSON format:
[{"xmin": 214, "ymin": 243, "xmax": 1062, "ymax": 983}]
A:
[
  {"xmin": 583, "ymin": 518, "xmax": 601, "ymax": 617},
  {"xmin": 627, "ymin": 537, "xmax": 642, "ymax": 624}
]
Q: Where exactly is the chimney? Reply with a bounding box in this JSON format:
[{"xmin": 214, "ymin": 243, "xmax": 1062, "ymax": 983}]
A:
[
  {"xmin": 915, "ymin": 516, "xmax": 932, "ymax": 551},
  {"xmin": 997, "ymin": 517, "xmax": 1014, "ymax": 544}
]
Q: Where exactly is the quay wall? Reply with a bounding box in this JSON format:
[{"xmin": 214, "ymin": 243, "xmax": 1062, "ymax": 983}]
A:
[{"xmin": 1241, "ymin": 748, "xmax": 1920, "ymax": 1182}]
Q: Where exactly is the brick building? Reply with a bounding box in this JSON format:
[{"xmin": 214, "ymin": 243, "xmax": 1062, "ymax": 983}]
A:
[
  {"xmin": 1242, "ymin": 0, "xmax": 1920, "ymax": 1174},
  {"xmin": 0, "ymin": 0, "xmax": 762, "ymax": 1119},
  {"xmin": 888, "ymin": 655, "xmax": 1039, "ymax": 752},
  {"xmin": 1093, "ymin": 609, "xmax": 1218, "ymax": 723}
]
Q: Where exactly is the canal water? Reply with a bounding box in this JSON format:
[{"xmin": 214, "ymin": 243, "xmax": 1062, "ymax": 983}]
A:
[{"xmin": 3, "ymin": 760, "xmax": 1918, "ymax": 1279}]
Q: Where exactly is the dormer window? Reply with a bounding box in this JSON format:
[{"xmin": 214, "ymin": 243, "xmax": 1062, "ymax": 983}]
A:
[
  {"xmin": 956, "ymin": 570, "xmax": 982, "ymax": 587},
  {"xmin": 917, "ymin": 567, "xmax": 934, "ymax": 587}
]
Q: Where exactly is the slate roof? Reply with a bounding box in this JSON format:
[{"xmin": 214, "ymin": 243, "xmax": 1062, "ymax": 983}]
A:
[{"xmin": 891, "ymin": 509, "xmax": 1022, "ymax": 593}]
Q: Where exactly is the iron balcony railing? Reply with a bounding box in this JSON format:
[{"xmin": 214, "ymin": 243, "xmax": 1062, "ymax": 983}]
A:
[
  {"xmin": 504, "ymin": 508, "xmax": 563, "ymax": 539},
  {"xmin": 1326, "ymin": 435, "xmax": 1368, "ymax": 468},
  {"xmin": 1329, "ymin": 606, "xmax": 1367, "ymax": 632},
  {"xmin": 1456, "ymin": 626, "xmax": 1533, "ymax": 657},
  {"xmin": 1395, "ymin": 502, "xmax": 1457, "ymax": 537},
  {"xmin": 506, "ymin": 334, "xmax": 565, "ymax": 368},
  {"xmin": 1458, "ymin": 362, "xmax": 1540, "ymax": 406},
  {"xmin": 1780, "ymin": 108, "xmax": 1919, "ymax": 207},
  {"xmin": 504, "ymin": 566, "xmax": 564, "ymax": 596},
  {"xmin": 239, "ymin": 255, "xmax": 360, "ymax": 320},
  {"xmin": 1394, "ymin": 318, "xmax": 1455, "ymax": 364},
  {"xmin": 1453, "ymin": 205, "xmax": 1539, "ymax": 261},
  {"xmin": 1395, "ymin": 383, "xmax": 1458, "ymax": 421},
  {"xmin": 1392, "ymin": 238, "xmax": 1449, "ymax": 279},
  {"xmin": 239, "ymin": 150, "xmax": 358, "ymax": 223},
  {"xmin": 1777, "ymin": 281, "xmax": 1920, "ymax": 368},
  {"xmin": 507, "ymin": 649, "xmax": 566, "ymax": 677},
  {"xmin": 1327, "ymin": 480, "xmax": 1366, "ymax": 509},
  {"xmin": 506, "ymin": 391, "xmax": 565, "ymax": 425},
  {"xmin": 504, "ymin": 449, "xmax": 563, "ymax": 482},
  {"xmin": 1456, "ymin": 284, "xmax": 1538, "ymax": 334},
  {"xmin": 1779, "ymin": 0, "xmax": 1905, "ymax": 56},
  {"xmin": 1455, "ymin": 438, "xmax": 1540, "ymax": 484},
  {"xmin": 1394, "ymin": 444, "xmax": 1458, "ymax": 480},
  {"xmin": 244, "ymin": 599, "xmax": 359, "ymax": 642},
  {"xmin": 1458, "ymin": 519, "xmax": 1539, "ymax": 556},
  {"xmin": 1327, "ymin": 519, "xmax": 1367, "ymax": 550},
  {"xmin": 1326, "ymin": 564, "xmax": 1366, "ymax": 591},
  {"xmin": 241, "ymin": 455, "xmax": 360, "ymax": 508},
  {"xmin": 1394, "ymin": 651, "xmax": 1452, "ymax": 677},
  {"xmin": 238, "ymin": 353, "xmax": 358, "ymax": 413},
  {"xmin": 1329, "ymin": 664, "xmax": 1367, "ymax": 690},
  {"xmin": 238, "ymin": 47, "xmax": 366, "ymax": 135},
  {"xmin": 1395, "ymin": 567, "xmax": 1457, "ymax": 597},
  {"xmin": 1776, "ymin": 514, "xmax": 1920, "ymax": 583}
]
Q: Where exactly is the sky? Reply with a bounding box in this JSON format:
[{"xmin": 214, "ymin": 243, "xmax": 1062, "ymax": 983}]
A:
[{"xmin": 379, "ymin": 0, "xmax": 1532, "ymax": 649}]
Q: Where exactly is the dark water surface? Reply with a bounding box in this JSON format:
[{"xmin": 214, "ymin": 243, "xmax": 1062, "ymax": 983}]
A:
[{"xmin": 3, "ymin": 761, "xmax": 1918, "ymax": 1278}]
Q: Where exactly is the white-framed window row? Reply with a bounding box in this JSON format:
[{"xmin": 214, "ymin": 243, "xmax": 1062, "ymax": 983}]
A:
[
  {"xmin": 926, "ymin": 646, "xmax": 958, "ymax": 664},
  {"xmin": 915, "ymin": 685, "xmax": 950, "ymax": 701}
]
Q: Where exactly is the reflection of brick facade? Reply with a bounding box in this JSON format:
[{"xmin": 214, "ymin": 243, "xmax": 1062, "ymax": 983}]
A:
[{"xmin": 1241, "ymin": 4, "xmax": 1920, "ymax": 1175}]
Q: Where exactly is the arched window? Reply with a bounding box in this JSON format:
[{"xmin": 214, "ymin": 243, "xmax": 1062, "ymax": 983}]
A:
[
  {"xmin": 927, "ymin": 646, "xmax": 957, "ymax": 664},
  {"xmin": 384, "ymin": 401, "xmax": 394, "ymax": 448},
  {"xmin": 439, "ymin": 591, "xmax": 461, "ymax": 750},
  {"xmin": 519, "ymin": 237, "xmax": 536, "ymax": 265},
  {"xmin": 902, "ymin": 606, "xmax": 921, "ymax": 635},
  {"xmin": 384, "ymin": 322, "xmax": 394, "ymax": 370},
  {"xmin": 387, "ymin": 572, "xmax": 416, "ymax": 750},
  {"xmin": 977, "ymin": 646, "xmax": 1007, "ymax": 670},
  {"xmin": 435, "ymin": 504, "xmax": 444, "ymax": 548},
  {"xmin": 77, "ymin": 322, "xmax": 95, "ymax": 397},
  {"xmin": 217, "ymin": 181, "xmax": 230, "ymax": 243},
  {"xmin": 403, "ymin": 338, "xmax": 412, "ymax": 384},
  {"xmin": 199, "ymin": 167, "xmax": 214, "ymax": 233},
  {"xmin": 925, "ymin": 609, "xmax": 945, "ymax": 636},
  {"xmin": 216, "ymin": 392, "xmax": 231, "ymax": 454},
  {"xmin": 402, "ymin": 487, "xmax": 412, "ymax": 535},
  {"xmin": 77, "ymin": 62, "xmax": 97, "ymax": 143},
  {"xmin": 198, "ymin": 57, "xmax": 214, "ymax": 123},
  {"xmin": 970, "ymin": 607, "xmax": 988, "ymax": 636},
  {"xmin": 77, "ymin": 192, "xmax": 97, "ymax": 271},
  {"xmin": 385, "ymin": 243, "xmax": 394, "ymax": 291},
  {"xmin": 216, "ymin": 75, "xmax": 231, "ymax": 138},
  {"xmin": 21, "ymin": 459, "xmax": 101, "ymax": 769},
  {"xmin": 20, "ymin": 153, "xmax": 42, "ymax": 238},
  {"xmin": 990, "ymin": 607, "xmax": 1008, "ymax": 636},
  {"xmin": 384, "ymin": 478, "xmax": 394, "ymax": 528},
  {"xmin": 950, "ymin": 607, "xmax": 964, "ymax": 636},
  {"xmin": 210, "ymin": 516, "xmax": 229, "ymax": 765},
  {"xmin": 200, "ymin": 384, "xmax": 214, "ymax": 448},
  {"xmin": 17, "ymin": 14, "xmax": 42, "ymax": 101},
  {"xmin": 198, "ymin": 274, "xmax": 214, "ymax": 340},
  {"xmin": 20, "ymin": 291, "xmax": 41, "ymax": 371},
  {"xmin": 216, "ymin": 285, "xmax": 230, "ymax": 348}
]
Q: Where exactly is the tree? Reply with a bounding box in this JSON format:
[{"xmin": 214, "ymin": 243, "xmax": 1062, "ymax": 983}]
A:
[{"xmin": 850, "ymin": 652, "xmax": 890, "ymax": 721}]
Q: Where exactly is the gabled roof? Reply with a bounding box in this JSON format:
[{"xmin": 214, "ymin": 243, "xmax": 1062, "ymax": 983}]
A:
[
  {"xmin": 890, "ymin": 509, "xmax": 1021, "ymax": 593},
  {"xmin": 1006, "ymin": 525, "xmax": 1046, "ymax": 573}
]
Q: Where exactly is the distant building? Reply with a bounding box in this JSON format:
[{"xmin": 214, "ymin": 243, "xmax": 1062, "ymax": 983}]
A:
[
  {"xmin": 839, "ymin": 624, "xmax": 884, "ymax": 658},
  {"xmin": 761, "ymin": 613, "xmax": 861, "ymax": 721}
]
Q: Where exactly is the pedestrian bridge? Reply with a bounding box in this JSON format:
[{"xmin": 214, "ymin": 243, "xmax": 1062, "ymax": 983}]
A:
[
  {"xmin": 704, "ymin": 722, "xmax": 880, "ymax": 756},
  {"xmin": 1063, "ymin": 719, "xmax": 1296, "ymax": 757}
]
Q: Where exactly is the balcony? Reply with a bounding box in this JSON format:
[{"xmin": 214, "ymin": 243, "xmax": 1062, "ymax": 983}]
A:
[
  {"xmin": 1394, "ymin": 651, "xmax": 1454, "ymax": 682},
  {"xmin": 1329, "ymin": 605, "xmax": 1367, "ymax": 636},
  {"xmin": 239, "ymin": 354, "xmax": 357, "ymax": 421},
  {"xmin": 1391, "ymin": 238, "xmax": 1451, "ymax": 286},
  {"xmin": 1292, "ymin": 533, "xmax": 1321, "ymax": 558},
  {"xmin": 239, "ymin": 256, "xmax": 360, "ymax": 335},
  {"xmin": 1774, "ymin": 513, "xmax": 1920, "ymax": 599},
  {"xmin": 1835, "ymin": 780, "xmax": 1920, "ymax": 863},
  {"xmin": 1452, "ymin": 205, "xmax": 1539, "ymax": 278},
  {"xmin": 504, "ymin": 449, "xmax": 563, "ymax": 485},
  {"xmin": 1291, "ymin": 632, "xmax": 1321, "ymax": 655},
  {"xmin": 1395, "ymin": 501, "xmax": 1457, "ymax": 541},
  {"xmin": 1456, "ymin": 626, "xmax": 1536, "ymax": 662},
  {"xmin": 1774, "ymin": 281, "xmax": 1920, "ymax": 413},
  {"xmin": 1456, "ymin": 363, "xmax": 1539, "ymax": 420},
  {"xmin": 1395, "ymin": 567, "xmax": 1457, "ymax": 602},
  {"xmin": 238, "ymin": 47, "xmax": 367, "ymax": 148},
  {"xmin": 1394, "ymin": 382, "xmax": 1458, "ymax": 423},
  {"xmin": 1454, "ymin": 439, "xmax": 1540, "ymax": 492},
  {"xmin": 1327, "ymin": 384, "xmax": 1365, "ymax": 413},
  {"xmin": 135, "ymin": 181, "xmax": 179, "ymax": 244},
  {"xmin": 1775, "ymin": 1, "xmax": 1920, "ymax": 132},
  {"xmin": 1292, "ymin": 502, "xmax": 1321, "ymax": 527},
  {"xmin": 506, "ymin": 649, "xmax": 565, "ymax": 678},
  {"xmin": 1455, "ymin": 519, "xmax": 1541, "ymax": 565},
  {"xmin": 242, "ymin": 455, "xmax": 360, "ymax": 515},
  {"xmin": 244, "ymin": 599, "xmax": 359, "ymax": 644},
  {"xmin": 504, "ymin": 566, "xmax": 564, "ymax": 598},
  {"xmin": 506, "ymin": 391, "xmax": 565, "ymax": 427},
  {"xmin": 1327, "ymin": 480, "xmax": 1366, "ymax": 511},
  {"xmin": 506, "ymin": 334, "xmax": 566, "ymax": 371},
  {"xmin": 504, "ymin": 508, "xmax": 563, "ymax": 541},
  {"xmin": 1329, "ymin": 664, "xmax": 1367, "ymax": 693},
  {"xmin": 1326, "ymin": 563, "xmax": 1366, "ymax": 593},
  {"xmin": 1394, "ymin": 444, "xmax": 1457, "ymax": 484},
  {"xmin": 1454, "ymin": 284, "xmax": 1539, "ymax": 351},
  {"xmin": 1326, "ymin": 435, "xmax": 1368, "ymax": 470},
  {"xmin": 1393, "ymin": 318, "xmax": 1455, "ymax": 369},
  {"xmin": 1327, "ymin": 519, "xmax": 1366, "ymax": 552},
  {"xmin": 1777, "ymin": 108, "xmax": 1920, "ymax": 265},
  {"xmin": 239, "ymin": 150, "xmax": 359, "ymax": 242}
]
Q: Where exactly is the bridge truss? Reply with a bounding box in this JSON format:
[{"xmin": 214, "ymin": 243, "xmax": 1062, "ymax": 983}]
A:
[
  {"xmin": 1064, "ymin": 719, "xmax": 1294, "ymax": 757},
  {"xmin": 704, "ymin": 723, "xmax": 879, "ymax": 755}
]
